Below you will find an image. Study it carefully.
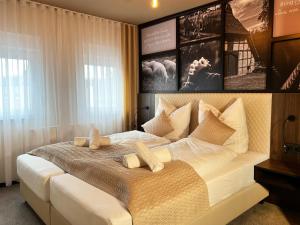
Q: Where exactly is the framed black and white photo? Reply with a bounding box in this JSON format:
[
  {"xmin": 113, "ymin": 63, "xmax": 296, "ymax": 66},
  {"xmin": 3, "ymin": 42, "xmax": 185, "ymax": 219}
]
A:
[
  {"xmin": 141, "ymin": 52, "xmax": 177, "ymax": 92},
  {"xmin": 179, "ymin": 40, "xmax": 223, "ymax": 91},
  {"xmin": 272, "ymin": 39, "xmax": 300, "ymax": 92},
  {"xmin": 179, "ymin": 3, "xmax": 222, "ymax": 45},
  {"xmin": 141, "ymin": 19, "xmax": 176, "ymax": 55},
  {"xmin": 224, "ymin": 0, "xmax": 271, "ymax": 90}
]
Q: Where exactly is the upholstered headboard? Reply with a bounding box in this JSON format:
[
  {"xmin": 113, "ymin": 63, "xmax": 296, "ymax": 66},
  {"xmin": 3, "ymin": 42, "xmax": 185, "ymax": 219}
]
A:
[{"xmin": 155, "ymin": 93, "xmax": 272, "ymax": 155}]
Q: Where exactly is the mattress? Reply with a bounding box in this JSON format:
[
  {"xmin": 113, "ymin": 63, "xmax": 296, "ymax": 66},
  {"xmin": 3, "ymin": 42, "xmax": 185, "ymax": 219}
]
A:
[
  {"xmin": 168, "ymin": 138, "xmax": 268, "ymax": 206},
  {"xmin": 49, "ymin": 149, "xmax": 268, "ymax": 225},
  {"xmin": 50, "ymin": 174, "xmax": 132, "ymax": 225},
  {"xmin": 201, "ymin": 151, "xmax": 268, "ymax": 206},
  {"xmin": 17, "ymin": 154, "xmax": 64, "ymax": 201}
]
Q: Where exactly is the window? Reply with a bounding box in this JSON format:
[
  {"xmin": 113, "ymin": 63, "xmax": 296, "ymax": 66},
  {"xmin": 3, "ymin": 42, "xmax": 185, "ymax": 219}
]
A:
[
  {"xmin": 0, "ymin": 58, "xmax": 29, "ymax": 118},
  {"xmin": 84, "ymin": 64, "xmax": 122, "ymax": 114},
  {"xmin": 225, "ymin": 38, "xmax": 255, "ymax": 77}
]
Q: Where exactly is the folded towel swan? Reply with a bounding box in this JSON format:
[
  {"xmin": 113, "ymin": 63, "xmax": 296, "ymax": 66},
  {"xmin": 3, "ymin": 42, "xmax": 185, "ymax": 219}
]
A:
[{"xmin": 73, "ymin": 127, "xmax": 111, "ymax": 149}]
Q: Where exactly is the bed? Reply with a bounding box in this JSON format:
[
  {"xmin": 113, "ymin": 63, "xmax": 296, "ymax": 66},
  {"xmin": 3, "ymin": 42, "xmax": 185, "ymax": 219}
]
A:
[{"xmin": 17, "ymin": 93, "xmax": 272, "ymax": 225}]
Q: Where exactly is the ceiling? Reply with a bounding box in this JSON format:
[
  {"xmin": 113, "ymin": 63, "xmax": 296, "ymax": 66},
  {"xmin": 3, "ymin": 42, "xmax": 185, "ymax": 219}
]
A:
[{"xmin": 33, "ymin": 0, "xmax": 213, "ymax": 25}]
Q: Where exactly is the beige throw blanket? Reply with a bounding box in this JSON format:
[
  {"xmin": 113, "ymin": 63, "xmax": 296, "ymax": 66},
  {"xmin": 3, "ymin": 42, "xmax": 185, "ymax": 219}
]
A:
[{"xmin": 29, "ymin": 142, "xmax": 209, "ymax": 225}]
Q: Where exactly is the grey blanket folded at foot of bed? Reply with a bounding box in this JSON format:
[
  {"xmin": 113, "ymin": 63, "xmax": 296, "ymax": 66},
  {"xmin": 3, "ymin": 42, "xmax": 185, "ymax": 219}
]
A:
[{"xmin": 29, "ymin": 142, "xmax": 209, "ymax": 225}]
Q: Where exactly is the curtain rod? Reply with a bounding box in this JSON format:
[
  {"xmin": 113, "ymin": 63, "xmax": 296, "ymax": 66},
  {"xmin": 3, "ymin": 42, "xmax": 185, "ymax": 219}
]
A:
[{"xmin": 15, "ymin": 0, "xmax": 136, "ymax": 27}]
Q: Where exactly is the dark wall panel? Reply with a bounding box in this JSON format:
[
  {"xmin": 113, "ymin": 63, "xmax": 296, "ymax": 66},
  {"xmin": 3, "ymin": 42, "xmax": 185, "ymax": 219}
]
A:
[{"xmin": 271, "ymin": 93, "xmax": 300, "ymax": 164}]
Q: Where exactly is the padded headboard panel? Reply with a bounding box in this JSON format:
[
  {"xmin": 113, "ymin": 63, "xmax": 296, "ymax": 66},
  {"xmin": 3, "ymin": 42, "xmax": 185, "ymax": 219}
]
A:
[{"xmin": 155, "ymin": 93, "xmax": 272, "ymax": 155}]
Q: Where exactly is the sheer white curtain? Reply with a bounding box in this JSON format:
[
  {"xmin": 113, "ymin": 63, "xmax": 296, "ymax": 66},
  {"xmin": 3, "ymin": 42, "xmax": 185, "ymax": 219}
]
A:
[
  {"xmin": 56, "ymin": 11, "xmax": 124, "ymax": 137},
  {"xmin": 0, "ymin": 0, "xmax": 129, "ymax": 186}
]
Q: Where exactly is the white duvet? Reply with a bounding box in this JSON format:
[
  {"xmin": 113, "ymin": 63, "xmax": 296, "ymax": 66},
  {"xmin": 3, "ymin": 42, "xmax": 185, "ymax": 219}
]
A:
[
  {"xmin": 163, "ymin": 137, "xmax": 238, "ymax": 177},
  {"xmin": 110, "ymin": 131, "xmax": 238, "ymax": 177},
  {"xmin": 109, "ymin": 130, "xmax": 171, "ymax": 148}
]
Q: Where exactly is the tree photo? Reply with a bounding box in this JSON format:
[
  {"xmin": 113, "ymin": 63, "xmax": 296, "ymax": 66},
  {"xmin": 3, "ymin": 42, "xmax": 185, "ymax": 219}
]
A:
[{"xmin": 179, "ymin": 4, "xmax": 222, "ymax": 45}]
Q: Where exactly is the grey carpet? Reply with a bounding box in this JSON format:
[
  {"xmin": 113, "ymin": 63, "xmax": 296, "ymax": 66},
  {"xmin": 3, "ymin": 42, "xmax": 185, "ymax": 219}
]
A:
[
  {"xmin": 0, "ymin": 184, "xmax": 43, "ymax": 225},
  {"xmin": 229, "ymin": 203, "xmax": 300, "ymax": 225},
  {"xmin": 0, "ymin": 184, "xmax": 299, "ymax": 225}
]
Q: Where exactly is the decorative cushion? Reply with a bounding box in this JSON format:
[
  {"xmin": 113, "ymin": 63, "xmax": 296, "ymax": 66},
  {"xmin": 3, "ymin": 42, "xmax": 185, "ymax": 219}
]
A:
[
  {"xmin": 142, "ymin": 111, "xmax": 174, "ymax": 137},
  {"xmin": 191, "ymin": 111, "xmax": 235, "ymax": 145},
  {"xmin": 196, "ymin": 98, "xmax": 249, "ymax": 153},
  {"xmin": 164, "ymin": 102, "xmax": 192, "ymax": 141}
]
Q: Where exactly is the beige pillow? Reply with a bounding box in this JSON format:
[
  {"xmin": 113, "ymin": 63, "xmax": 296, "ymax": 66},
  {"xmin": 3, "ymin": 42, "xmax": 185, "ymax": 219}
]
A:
[
  {"xmin": 142, "ymin": 111, "xmax": 174, "ymax": 137},
  {"xmin": 191, "ymin": 111, "xmax": 235, "ymax": 145}
]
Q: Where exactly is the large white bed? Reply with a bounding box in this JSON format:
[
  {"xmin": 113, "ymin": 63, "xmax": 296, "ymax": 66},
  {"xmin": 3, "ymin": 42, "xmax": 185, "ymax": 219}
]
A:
[{"xmin": 17, "ymin": 93, "xmax": 272, "ymax": 225}]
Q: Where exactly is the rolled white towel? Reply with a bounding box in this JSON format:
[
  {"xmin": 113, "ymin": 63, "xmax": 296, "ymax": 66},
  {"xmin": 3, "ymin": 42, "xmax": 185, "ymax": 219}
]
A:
[
  {"xmin": 153, "ymin": 147, "xmax": 172, "ymax": 163},
  {"xmin": 74, "ymin": 137, "xmax": 89, "ymax": 147},
  {"xmin": 133, "ymin": 142, "xmax": 164, "ymax": 172},
  {"xmin": 122, "ymin": 147, "xmax": 172, "ymax": 169},
  {"xmin": 99, "ymin": 136, "xmax": 111, "ymax": 146}
]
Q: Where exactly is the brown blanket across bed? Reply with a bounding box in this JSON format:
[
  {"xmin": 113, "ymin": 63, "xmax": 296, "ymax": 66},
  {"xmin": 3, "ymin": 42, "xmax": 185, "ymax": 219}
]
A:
[{"xmin": 29, "ymin": 142, "xmax": 209, "ymax": 225}]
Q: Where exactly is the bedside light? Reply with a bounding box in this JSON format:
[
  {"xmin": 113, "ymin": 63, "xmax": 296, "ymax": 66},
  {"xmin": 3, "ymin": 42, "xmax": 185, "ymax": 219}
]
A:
[
  {"xmin": 151, "ymin": 0, "xmax": 159, "ymax": 8},
  {"xmin": 282, "ymin": 115, "xmax": 298, "ymax": 152}
]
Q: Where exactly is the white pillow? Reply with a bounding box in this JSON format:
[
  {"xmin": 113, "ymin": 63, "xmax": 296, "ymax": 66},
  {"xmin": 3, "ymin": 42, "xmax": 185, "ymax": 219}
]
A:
[
  {"xmin": 155, "ymin": 98, "xmax": 177, "ymax": 116},
  {"xmin": 198, "ymin": 100, "xmax": 221, "ymax": 123},
  {"xmin": 164, "ymin": 102, "xmax": 192, "ymax": 141},
  {"xmin": 219, "ymin": 98, "xmax": 249, "ymax": 154}
]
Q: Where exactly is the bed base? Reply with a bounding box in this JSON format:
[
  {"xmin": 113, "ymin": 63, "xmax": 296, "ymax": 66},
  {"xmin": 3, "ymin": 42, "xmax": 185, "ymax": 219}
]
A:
[
  {"xmin": 192, "ymin": 183, "xmax": 268, "ymax": 225},
  {"xmin": 20, "ymin": 181, "xmax": 51, "ymax": 225},
  {"xmin": 51, "ymin": 205, "xmax": 71, "ymax": 225},
  {"xmin": 20, "ymin": 180, "xmax": 268, "ymax": 225}
]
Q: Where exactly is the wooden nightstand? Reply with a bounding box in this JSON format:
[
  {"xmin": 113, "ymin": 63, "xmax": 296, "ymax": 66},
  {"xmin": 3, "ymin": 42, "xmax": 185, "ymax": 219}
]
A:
[{"xmin": 254, "ymin": 159, "xmax": 300, "ymax": 209}]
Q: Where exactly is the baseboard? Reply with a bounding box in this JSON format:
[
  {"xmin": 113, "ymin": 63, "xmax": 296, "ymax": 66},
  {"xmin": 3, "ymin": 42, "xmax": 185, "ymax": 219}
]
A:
[{"xmin": 0, "ymin": 181, "xmax": 19, "ymax": 188}]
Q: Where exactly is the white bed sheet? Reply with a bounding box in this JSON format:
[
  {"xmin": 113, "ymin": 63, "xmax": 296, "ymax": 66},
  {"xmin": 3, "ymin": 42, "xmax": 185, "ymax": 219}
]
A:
[
  {"xmin": 167, "ymin": 137, "xmax": 268, "ymax": 206},
  {"xmin": 17, "ymin": 154, "xmax": 64, "ymax": 201}
]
